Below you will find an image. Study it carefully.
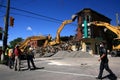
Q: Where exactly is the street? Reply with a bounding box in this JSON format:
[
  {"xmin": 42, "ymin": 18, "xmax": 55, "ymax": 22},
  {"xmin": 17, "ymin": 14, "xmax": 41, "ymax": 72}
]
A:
[{"xmin": 0, "ymin": 56, "xmax": 120, "ymax": 80}]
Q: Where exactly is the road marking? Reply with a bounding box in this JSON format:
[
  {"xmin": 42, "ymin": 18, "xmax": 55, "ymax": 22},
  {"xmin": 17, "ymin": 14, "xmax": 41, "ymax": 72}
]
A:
[
  {"xmin": 36, "ymin": 69, "xmax": 96, "ymax": 78},
  {"xmin": 48, "ymin": 61, "xmax": 72, "ymax": 66}
]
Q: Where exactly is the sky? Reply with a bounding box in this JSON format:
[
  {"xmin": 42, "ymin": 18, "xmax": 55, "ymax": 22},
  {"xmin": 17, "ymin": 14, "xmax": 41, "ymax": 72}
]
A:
[{"xmin": 0, "ymin": 0, "xmax": 120, "ymax": 45}]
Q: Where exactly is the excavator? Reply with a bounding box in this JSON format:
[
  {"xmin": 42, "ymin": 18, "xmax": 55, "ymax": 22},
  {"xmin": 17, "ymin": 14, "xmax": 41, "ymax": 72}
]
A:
[
  {"xmin": 90, "ymin": 21, "xmax": 120, "ymax": 56},
  {"xmin": 43, "ymin": 15, "xmax": 77, "ymax": 47},
  {"xmin": 19, "ymin": 35, "xmax": 47, "ymax": 52},
  {"xmin": 18, "ymin": 35, "xmax": 48, "ymax": 60}
]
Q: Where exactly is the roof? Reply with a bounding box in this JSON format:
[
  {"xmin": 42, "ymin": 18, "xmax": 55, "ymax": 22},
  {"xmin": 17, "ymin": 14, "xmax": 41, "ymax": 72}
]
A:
[{"xmin": 76, "ymin": 8, "xmax": 111, "ymax": 21}]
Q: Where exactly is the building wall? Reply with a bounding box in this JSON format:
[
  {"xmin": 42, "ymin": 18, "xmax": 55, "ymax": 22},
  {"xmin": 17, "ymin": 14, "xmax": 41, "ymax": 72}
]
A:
[
  {"xmin": 29, "ymin": 40, "xmax": 46, "ymax": 48},
  {"xmin": 29, "ymin": 40, "xmax": 37, "ymax": 48},
  {"xmin": 76, "ymin": 8, "xmax": 111, "ymax": 54}
]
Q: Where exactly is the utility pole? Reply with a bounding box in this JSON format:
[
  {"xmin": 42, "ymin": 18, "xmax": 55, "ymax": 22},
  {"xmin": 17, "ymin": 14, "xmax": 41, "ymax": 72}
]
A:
[{"xmin": 1, "ymin": 0, "xmax": 10, "ymax": 61}]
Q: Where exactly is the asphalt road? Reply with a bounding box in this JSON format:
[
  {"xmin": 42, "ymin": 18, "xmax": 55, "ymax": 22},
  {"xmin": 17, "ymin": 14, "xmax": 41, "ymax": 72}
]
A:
[{"xmin": 0, "ymin": 56, "xmax": 120, "ymax": 80}]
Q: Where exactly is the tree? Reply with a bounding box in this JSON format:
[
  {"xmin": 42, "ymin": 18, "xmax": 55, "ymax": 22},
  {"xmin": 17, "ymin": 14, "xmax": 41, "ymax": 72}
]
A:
[{"xmin": 9, "ymin": 37, "xmax": 24, "ymax": 48}]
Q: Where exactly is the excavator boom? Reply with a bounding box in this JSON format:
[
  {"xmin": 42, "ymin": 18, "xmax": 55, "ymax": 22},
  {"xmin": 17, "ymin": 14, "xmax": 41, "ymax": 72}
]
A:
[
  {"xmin": 90, "ymin": 21, "xmax": 120, "ymax": 39},
  {"xmin": 90, "ymin": 21, "xmax": 120, "ymax": 56},
  {"xmin": 47, "ymin": 20, "xmax": 74, "ymax": 46},
  {"xmin": 19, "ymin": 36, "xmax": 47, "ymax": 51},
  {"xmin": 56, "ymin": 20, "xmax": 73, "ymax": 43},
  {"xmin": 43, "ymin": 15, "xmax": 77, "ymax": 47}
]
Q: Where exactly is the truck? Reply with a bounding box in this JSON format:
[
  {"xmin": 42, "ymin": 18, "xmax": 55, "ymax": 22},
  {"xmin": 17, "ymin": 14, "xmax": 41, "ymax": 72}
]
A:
[{"xmin": 90, "ymin": 21, "xmax": 120, "ymax": 56}]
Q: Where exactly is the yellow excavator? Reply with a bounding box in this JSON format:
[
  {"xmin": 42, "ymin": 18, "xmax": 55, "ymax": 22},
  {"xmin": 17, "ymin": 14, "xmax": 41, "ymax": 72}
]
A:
[
  {"xmin": 43, "ymin": 15, "xmax": 77, "ymax": 47},
  {"xmin": 90, "ymin": 21, "xmax": 120, "ymax": 56},
  {"xmin": 19, "ymin": 35, "xmax": 47, "ymax": 52}
]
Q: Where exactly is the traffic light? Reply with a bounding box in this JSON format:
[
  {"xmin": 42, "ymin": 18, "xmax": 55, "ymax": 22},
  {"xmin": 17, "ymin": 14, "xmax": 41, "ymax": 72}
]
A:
[
  {"xmin": 82, "ymin": 20, "xmax": 91, "ymax": 38},
  {"xmin": 10, "ymin": 16, "xmax": 14, "ymax": 27}
]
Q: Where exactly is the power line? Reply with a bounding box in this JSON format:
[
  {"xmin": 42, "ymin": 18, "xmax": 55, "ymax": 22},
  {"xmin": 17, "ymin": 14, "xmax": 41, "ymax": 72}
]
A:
[
  {"xmin": 0, "ymin": 10, "xmax": 77, "ymax": 27},
  {"xmin": 0, "ymin": 4, "xmax": 77, "ymax": 26},
  {"xmin": 10, "ymin": 12, "xmax": 62, "ymax": 24},
  {"xmin": 0, "ymin": 10, "xmax": 63, "ymax": 24},
  {"xmin": 0, "ymin": 5, "xmax": 63, "ymax": 22}
]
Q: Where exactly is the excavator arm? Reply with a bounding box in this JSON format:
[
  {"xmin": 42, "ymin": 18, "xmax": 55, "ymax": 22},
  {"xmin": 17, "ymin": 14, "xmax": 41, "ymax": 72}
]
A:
[
  {"xmin": 48, "ymin": 20, "xmax": 74, "ymax": 46},
  {"xmin": 55, "ymin": 20, "xmax": 73, "ymax": 43},
  {"xmin": 43, "ymin": 34, "xmax": 52, "ymax": 47},
  {"xmin": 54, "ymin": 14, "xmax": 77, "ymax": 45},
  {"xmin": 90, "ymin": 21, "xmax": 120, "ymax": 39},
  {"xmin": 44, "ymin": 15, "xmax": 77, "ymax": 46},
  {"xmin": 19, "ymin": 36, "xmax": 47, "ymax": 52}
]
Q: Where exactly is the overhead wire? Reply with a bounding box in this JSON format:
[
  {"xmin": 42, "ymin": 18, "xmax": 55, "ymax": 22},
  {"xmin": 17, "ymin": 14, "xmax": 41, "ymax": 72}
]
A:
[
  {"xmin": 0, "ymin": 5, "xmax": 63, "ymax": 22},
  {"xmin": 0, "ymin": 4, "xmax": 77, "ymax": 26},
  {"xmin": 10, "ymin": 12, "xmax": 63, "ymax": 24},
  {"xmin": 11, "ymin": 12, "xmax": 77, "ymax": 26}
]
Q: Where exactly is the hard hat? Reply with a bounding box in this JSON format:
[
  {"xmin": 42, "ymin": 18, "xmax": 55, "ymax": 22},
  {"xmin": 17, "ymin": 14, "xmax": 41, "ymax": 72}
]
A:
[{"xmin": 29, "ymin": 47, "xmax": 33, "ymax": 51}]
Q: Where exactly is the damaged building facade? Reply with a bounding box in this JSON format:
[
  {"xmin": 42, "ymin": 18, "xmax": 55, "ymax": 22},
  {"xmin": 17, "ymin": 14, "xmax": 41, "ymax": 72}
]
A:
[{"xmin": 75, "ymin": 8, "xmax": 111, "ymax": 54}]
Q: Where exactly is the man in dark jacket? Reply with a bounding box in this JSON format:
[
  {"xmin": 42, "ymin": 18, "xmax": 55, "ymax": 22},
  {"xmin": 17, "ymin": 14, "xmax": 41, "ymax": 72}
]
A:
[
  {"xmin": 25, "ymin": 45, "xmax": 36, "ymax": 70},
  {"xmin": 96, "ymin": 42, "xmax": 115, "ymax": 79}
]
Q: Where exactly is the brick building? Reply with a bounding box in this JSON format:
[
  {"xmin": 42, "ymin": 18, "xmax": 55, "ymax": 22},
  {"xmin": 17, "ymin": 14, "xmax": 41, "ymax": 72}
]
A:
[{"xmin": 76, "ymin": 8, "xmax": 111, "ymax": 54}]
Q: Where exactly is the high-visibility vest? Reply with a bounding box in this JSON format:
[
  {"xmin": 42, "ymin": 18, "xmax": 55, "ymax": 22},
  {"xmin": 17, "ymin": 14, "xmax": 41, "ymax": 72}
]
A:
[
  {"xmin": 8, "ymin": 49, "xmax": 13, "ymax": 57},
  {"xmin": 5, "ymin": 48, "xmax": 9, "ymax": 55}
]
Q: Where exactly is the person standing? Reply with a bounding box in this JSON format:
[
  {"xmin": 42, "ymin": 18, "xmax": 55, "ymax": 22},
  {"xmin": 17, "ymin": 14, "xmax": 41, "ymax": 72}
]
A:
[
  {"xmin": 14, "ymin": 45, "xmax": 21, "ymax": 71},
  {"xmin": 96, "ymin": 42, "xmax": 115, "ymax": 79},
  {"xmin": 8, "ymin": 48, "xmax": 14, "ymax": 69},
  {"xmin": 25, "ymin": 45, "xmax": 36, "ymax": 70},
  {"xmin": 4, "ymin": 46, "xmax": 9, "ymax": 65}
]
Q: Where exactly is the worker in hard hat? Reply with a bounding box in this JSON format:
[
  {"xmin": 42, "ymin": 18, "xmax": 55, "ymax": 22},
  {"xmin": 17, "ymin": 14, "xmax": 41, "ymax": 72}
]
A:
[{"xmin": 25, "ymin": 45, "xmax": 36, "ymax": 70}]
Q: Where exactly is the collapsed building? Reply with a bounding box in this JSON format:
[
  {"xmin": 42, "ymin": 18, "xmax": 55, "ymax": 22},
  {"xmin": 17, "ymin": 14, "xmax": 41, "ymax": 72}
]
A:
[{"xmin": 20, "ymin": 8, "xmax": 112, "ymax": 56}]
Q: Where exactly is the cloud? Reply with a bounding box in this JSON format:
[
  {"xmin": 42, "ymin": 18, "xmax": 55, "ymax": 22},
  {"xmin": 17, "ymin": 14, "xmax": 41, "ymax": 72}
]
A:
[{"xmin": 27, "ymin": 26, "xmax": 32, "ymax": 31}]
